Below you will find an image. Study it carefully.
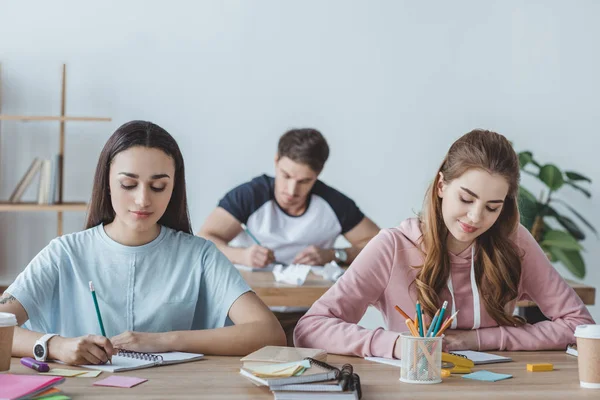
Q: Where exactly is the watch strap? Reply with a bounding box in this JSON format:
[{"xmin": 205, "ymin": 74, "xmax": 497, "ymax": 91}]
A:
[{"xmin": 34, "ymin": 333, "xmax": 57, "ymax": 361}]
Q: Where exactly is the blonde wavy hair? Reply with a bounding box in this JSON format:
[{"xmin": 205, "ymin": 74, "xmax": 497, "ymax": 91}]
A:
[{"xmin": 416, "ymin": 129, "xmax": 525, "ymax": 327}]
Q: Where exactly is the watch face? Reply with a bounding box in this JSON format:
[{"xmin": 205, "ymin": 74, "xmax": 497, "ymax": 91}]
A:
[
  {"xmin": 34, "ymin": 344, "xmax": 45, "ymax": 359},
  {"xmin": 336, "ymin": 249, "xmax": 348, "ymax": 262}
]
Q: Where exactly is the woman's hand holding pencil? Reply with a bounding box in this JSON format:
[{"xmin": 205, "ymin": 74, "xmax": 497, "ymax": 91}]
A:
[{"xmin": 45, "ymin": 334, "xmax": 115, "ymax": 366}]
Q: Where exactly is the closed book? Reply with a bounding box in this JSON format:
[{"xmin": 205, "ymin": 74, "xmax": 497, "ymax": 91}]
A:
[
  {"xmin": 240, "ymin": 358, "xmax": 338, "ymax": 387},
  {"xmin": 9, "ymin": 158, "xmax": 43, "ymax": 202},
  {"xmin": 0, "ymin": 374, "xmax": 65, "ymax": 400},
  {"xmin": 272, "ymin": 371, "xmax": 362, "ymax": 400},
  {"xmin": 37, "ymin": 159, "xmax": 51, "ymax": 204},
  {"xmin": 273, "ymin": 390, "xmax": 359, "ymax": 400},
  {"xmin": 241, "ymin": 346, "xmax": 327, "ymax": 369},
  {"xmin": 270, "ymin": 380, "xmax": 343, "ymax": 392}
]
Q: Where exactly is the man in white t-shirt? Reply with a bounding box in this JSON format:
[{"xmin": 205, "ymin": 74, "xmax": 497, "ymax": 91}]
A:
[{"xmin": 198, "ymin": 128, "xmax": 380, "ymax": 344}]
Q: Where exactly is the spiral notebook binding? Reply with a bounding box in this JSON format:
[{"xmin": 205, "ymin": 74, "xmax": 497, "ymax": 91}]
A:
[
  {"xmin": 304, "ymin": 357, "xmax": 362, "ymax": 399},
  {"xmin": 117, "ymin": 349, "xmax": 164, "ymax": 363}
]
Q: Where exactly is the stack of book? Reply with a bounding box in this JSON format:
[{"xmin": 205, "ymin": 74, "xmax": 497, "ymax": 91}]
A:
[
  {"xmin": 0, "ymin": 374, "xmax": 68, "ymax": 399},
  {"xmin": 8, "ymin": 156, "xmax": 60, "ymax": 204},
  {"xmin": 240, "ymin": 346, "xmax": 362, "ymax": 399}
]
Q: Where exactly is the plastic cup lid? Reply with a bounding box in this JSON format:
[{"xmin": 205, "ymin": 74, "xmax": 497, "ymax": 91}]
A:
[
  {"xmin": 574, "ymin": 324, "xmax": 600, "ymax": 339},
  {"xmin": 0, "ymin": 312, "xmax": 17, "ymax": 327}
]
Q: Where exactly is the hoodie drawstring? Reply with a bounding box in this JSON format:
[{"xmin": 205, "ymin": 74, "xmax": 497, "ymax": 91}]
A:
[{"xmin": 447, "ymin": 245, "xmax": 481, "ymax": 329}]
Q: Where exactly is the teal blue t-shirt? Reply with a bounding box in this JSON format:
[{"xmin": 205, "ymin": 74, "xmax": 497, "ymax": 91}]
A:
[{"xmin": 7, "ymin": 224, "xmax": 251, "ymax": 337}]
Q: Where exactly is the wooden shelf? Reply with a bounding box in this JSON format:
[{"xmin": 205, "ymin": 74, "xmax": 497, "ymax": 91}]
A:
[
  {"xmin": 0, "ymin": 202, "xmax": 88, "ymax": 212},
  {"xmin": 0, "ymin": 115, "xmax": 111, "ymax": 122}
]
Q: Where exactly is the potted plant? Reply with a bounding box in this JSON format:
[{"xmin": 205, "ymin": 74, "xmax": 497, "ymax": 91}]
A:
[{"xmin": 517, "ymin": 151, "xmax": 596, "ymax": 279}]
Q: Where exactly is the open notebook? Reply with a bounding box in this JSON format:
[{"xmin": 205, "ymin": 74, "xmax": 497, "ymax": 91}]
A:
[{"xmin": 80, "ymin": 350, "xmax": 204, "ymax": 372}]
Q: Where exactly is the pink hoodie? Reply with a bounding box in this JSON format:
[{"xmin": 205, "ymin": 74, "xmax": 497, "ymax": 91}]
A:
[{"xmin": 294, "ymin": 218, "xmax": 594, "ymax": 358}]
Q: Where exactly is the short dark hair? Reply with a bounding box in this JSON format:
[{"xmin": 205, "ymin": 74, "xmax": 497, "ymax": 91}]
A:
[
  {"xmin": 277, "ymin": 128, "xmax": 329, "ymax": 173},
  {"xmin": 85, "ymin": 120, "xmax": 192, "ymax": 234}
]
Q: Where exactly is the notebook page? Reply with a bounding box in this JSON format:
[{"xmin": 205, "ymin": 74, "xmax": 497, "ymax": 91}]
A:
[
  {"xmin": 451, "ymin": 350, "xmax": 512, "ymax": 364},
  {"xmin": 79, "ymin": 354, "xmax": 155, "ymax": 372},
  {"xmin": 364, "ymin": 357, "xmax": 402, "ymax": 367},
  {"xmin": 154, "ymin": 351, "xmax": 204, "ymax": 364}
]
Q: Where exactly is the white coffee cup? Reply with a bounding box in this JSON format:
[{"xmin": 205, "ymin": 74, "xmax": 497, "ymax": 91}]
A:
[
  {"xmin": 0, "ymin": 312, "xmax": 18, "ymax": 372},
  {"xmin": 574, "ymin": 324, "xmax": 600, "ymax": 389}
]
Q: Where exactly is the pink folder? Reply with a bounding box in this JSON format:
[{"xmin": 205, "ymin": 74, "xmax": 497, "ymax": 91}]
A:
[{"xmin": 0, "ymin": 374, "xmax": 65, "ymax": 400}]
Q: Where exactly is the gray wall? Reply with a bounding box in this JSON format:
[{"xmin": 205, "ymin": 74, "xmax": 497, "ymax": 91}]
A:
[{"xmin": 1, "ymin": 0, "xmax": 599, "ymax": 322}]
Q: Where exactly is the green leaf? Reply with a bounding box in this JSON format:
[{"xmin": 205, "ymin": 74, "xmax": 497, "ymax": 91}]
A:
[
  {"xmin": 554, "ymin": 214, "xmax": 586, "ymax": 241},
  {"xmin": 538, "ymin": 164, "xmax": 564, "ymax": 190},
  {"xmin": 551, "ymin": 198, "xmax": 598, "ymax": 236},
  {"xmin": 547, "ymin": 247, "xmax": 586, "ymax": 279},
  {"xmin": 565, "ymin": 180, "xmax": 592, "ymax": 198},
  {"xmin": 540, "ymin": 230, "xmax": 583, "ymax": 251},
  {"xmin": 518, "ymin": 186, "xmax": 540, "ymax": 231},
  {"xmin": 565, "ymin": 171, "xmax": 592, "ymax": 183},
  {"xmin": 518, "ymin": 152, "xmax": 533, "ymax": 169}
]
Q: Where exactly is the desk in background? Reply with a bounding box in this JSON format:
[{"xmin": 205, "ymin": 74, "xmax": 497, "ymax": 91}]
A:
[
  {"xmin": 1, "ymin": 277, "xmax": 595, "ymax": 322},
  {"xmin": 240, "ymin": 271, "xmax": 596, "ymax": 309},
  {"xmin": 7, "ymin": 351, "xmax": 595, "ymax": 399}
]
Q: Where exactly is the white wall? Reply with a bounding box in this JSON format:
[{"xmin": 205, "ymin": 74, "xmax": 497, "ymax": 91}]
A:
[{"xmin": 1, "ymin": 1, "xmax": 599, "ymax": 322}]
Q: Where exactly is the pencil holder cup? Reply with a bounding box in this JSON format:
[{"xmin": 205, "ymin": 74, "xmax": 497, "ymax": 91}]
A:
[{"xmin": 399, "ymin": 331, "xmax": 443, "ymax": 384}]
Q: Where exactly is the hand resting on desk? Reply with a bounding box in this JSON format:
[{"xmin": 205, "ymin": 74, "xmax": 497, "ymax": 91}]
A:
[{"xmin": 442, "ymin": 329, "xmax": 478, "ymax": 351}]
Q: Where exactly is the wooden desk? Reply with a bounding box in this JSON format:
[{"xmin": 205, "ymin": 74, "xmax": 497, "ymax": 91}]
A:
[
  {"xmin": 0, "ymin": 277, "xmax": 595, "ymax": 319},
  {"xmin": 6, "ymin": 352, "xmax": 597, "ymax": 399},
  {"xmin": 240, "ymin": 271, "xmax": 596, "ymax": 308}
]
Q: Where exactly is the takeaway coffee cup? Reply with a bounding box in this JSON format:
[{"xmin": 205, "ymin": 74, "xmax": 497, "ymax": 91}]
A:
[
  {"xmin": 0, "ymin": 312, "xmax": 17, "ymax": 371},
  {"xmin": 574, "ymin": 324, "xmax": 600, "ymax": 389}
]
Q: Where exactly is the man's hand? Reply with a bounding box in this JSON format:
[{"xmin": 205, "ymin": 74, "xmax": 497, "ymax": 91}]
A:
[
  {"xmin": 111, "ymin": 331, "xmax": 168, "ymax": 353},
  {"xmin": 49, "ymin": 335, "xmax": 115, "ymax": 365},
  {"xmin": 293, "ymin": 246, "xmax": 334, "ymax": 265},
  {"xmin": 242, "ymin": 245, "xmax": 275, "ymax": 267},
  {"xmin": 442, "ymin": 329, "xmax": 478, "ymax": 352}
]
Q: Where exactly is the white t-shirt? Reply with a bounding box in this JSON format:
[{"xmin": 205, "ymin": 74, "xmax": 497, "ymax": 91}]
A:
[{"xmin": 219, "ymin": 174, "xmax": 364, "ymax": 264}]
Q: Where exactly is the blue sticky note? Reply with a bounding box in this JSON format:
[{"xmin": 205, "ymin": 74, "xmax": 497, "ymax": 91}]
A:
[{"xmin": 462, "ymin": 370, "xmax": 513, "ymax": 382}]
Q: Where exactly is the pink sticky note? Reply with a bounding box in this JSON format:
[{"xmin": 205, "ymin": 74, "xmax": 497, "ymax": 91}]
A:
[{"xmin": 93, "ymin": 375, "xmax": 148, "ymax": 388}]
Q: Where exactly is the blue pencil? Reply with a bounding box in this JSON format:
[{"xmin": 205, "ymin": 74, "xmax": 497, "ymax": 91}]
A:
[
  {"xmin": 416, "ymin": 301, "xmax": 424, "ymax": 337},
  {"xmin": 241, "ymin": 223, "xmax": 261, "ymax": 245},
  {"xmin": 432, "ymin": 301, "xmax": 448, "ymax": 337},
  {"xmin": 425, "ymin": 309, "xmax": 440, "ymax": 338}
]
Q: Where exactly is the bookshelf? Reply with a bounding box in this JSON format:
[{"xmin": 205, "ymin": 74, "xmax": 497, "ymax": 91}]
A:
[{"xmin": 0, "ymin": 64, "xmax": 111, "ymax": 236}]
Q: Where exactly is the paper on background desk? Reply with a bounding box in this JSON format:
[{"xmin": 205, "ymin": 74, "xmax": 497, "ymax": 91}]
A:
[
  {"xmin": 272, "ymin": 261, "xmax": 345, "ymax": 286},
  {"xmin": 234, "ymin": 264, "xmax": 276, "ymax": 272},
  {"xmin": 273, "ymin": 264, "xmax": 312, "ymax": 285},
  {"xmin": 310, "ymin": 261, "xmax": 345, "ymax": 282}
]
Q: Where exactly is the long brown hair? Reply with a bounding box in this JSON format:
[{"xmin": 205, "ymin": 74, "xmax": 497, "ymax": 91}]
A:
[
  {"xmin": 85, "ymin": 120, "xmax": 192, "ymax": 234},
  {"xmin": 417, "ymin": 129, "xmax": 525, "ymax": 327}
]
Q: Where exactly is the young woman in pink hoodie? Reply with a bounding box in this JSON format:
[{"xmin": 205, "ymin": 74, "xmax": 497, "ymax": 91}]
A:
[{"xmin": 293, "ymin": 129, "xmax": 594, "ymax": 358}]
